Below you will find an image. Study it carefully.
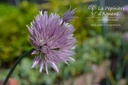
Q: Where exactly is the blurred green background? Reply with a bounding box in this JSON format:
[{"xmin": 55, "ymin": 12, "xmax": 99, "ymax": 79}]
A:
[{"xmin": 0, "ymin": 0, "xmax": 128, "ymax": 85}]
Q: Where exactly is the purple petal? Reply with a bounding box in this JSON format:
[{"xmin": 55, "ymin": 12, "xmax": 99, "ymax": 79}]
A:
[
  {"xmin": 62, "ymin": 8, "xmax": 76, "ymax": 23},
  {"xmin": 31, "ymin": 50, "xmax": 38, "ymax": 55},
  {"xmin": 31, "ymin": 56, "xmax": 41, "ymax": 68},
  {"xmin": 45, "ymin": 63, "xmax": 48, "ymax": 74},
  {"xmin": 66, "ymin": 57, "xmax": 75, "ymax": 61},
  {"xmin": 50, "ymin": 62, "xmax": 59, "ymax": 73},
  {"xmin": 39, "ymin": 59, "xmax": 44, "ymax": 72}
]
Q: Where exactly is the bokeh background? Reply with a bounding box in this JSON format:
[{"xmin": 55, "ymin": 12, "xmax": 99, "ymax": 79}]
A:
[{"xmin": 0, "ymin": 0, "xmax": 128, "ymax": 85}]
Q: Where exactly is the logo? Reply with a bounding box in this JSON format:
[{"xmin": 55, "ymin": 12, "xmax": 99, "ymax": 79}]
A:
[
  {"xmin": 88, "ymin": 4, "xmax": 97, "ymax": 17},
  {"xmin": 87, "ymin": 4, "xmax": 124, "ymax": 27}
]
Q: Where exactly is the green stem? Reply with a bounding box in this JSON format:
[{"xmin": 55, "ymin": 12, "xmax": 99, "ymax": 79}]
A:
[{"xmin": 3, "ymin": 48, "xmax": 35, "ymax": 85}]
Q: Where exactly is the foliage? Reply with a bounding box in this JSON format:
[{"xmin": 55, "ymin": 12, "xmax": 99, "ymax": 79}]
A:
[{"xmin": 0, "ymin": 1, "xmax": 38, "ymax": 62}]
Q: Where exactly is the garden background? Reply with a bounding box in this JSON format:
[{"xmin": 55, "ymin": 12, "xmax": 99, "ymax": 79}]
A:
[{"xmin": 0, "ymin": 0, "xmax": 128, "ymax": 85}]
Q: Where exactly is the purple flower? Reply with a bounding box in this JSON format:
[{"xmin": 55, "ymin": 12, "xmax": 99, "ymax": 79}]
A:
[
  {"xmin": 27, "ymin": 9, "xmax": 76, "ymax": 74},
  {"xmin": 123, "ymin": 5, "xmax": 128, "ymax": 14}
]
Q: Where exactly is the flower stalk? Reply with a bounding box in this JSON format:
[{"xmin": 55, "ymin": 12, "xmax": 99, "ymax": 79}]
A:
[{"xmin": 3, "ymin": 48, "xmax": 34, "ymax": 85}]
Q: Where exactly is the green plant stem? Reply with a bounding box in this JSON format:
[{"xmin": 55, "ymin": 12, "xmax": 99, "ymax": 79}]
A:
[
  {"xmin": 3, "ymin": 48, "xmax": 35, "ymax": 85},
  {"xmin": 115, "ymin": 41, "xmax": 123, "ymax": 85}
]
